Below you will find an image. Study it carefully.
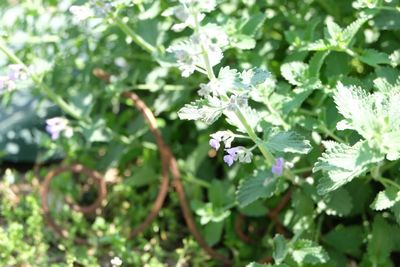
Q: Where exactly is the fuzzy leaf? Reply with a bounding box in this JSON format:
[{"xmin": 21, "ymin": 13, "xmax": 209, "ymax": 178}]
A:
[
  {"xmin": 241, "ymin": 12, "xmax": 267, "ymax": 36},
  {"xmin": 273, "ymin": 234, "xmax": 288, "ymax": 264},
  {"xmin": 308, "ymin": 51, "xmax": 330, "ymax": 78},
  {"xmin": 291, "ymin": 239, "xmax": 329, "ymax": 264},
  {"xmin": 264, "ymin": 130, "xmax": 312, "ymax": 154},
  {"xmin": 323, "ymin": 188, "xmax": 353, "ymax": 216},
  {"xmin": 371, "ymin": 187, "xmax": 400, "ymax": 211},
  {"xmin": 342, "ymin": 16, "xmax": 370, "ymax": 44},
  {"xmin": 236, "ymin": 171, "xmax": 277, "ymax": 207},
  {"xmin": 280, "ymin": 61, "xmax": 309, "ymax": 86},
  {"xmin": 178, "ymin": 98, "xmax": 223, "ymax": 124},
  {"xmin": 333, "ymin": 82, "xmax": 374, "ymax": 137},
  {"xmin": 314, "ymin": 140, "xmax": 384, "ymax": 194}
]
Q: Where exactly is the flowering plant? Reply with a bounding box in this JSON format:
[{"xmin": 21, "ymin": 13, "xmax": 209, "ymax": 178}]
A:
[{"xmin": 1, "ymin": 0, "xmax": 400, "ymax": 266}]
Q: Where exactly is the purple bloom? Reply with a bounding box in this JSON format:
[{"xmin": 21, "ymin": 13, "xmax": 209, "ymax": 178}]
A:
[
  {"xmin": 223, "ymin": 155, "xmax": 234, "ymax": 166},
  {"xmin": 45, "ymin": 117, "xmax": 73, "ymax": 140},
  {"xmin": 271, "ymin": 157, "xmax": 285, "ymax": 176},
  {"xmin": 226, "ymin": 146, "xmax": 241, "ymax": 156},
  {"xmin": 209, "ymin": 138, "xmax": 220, "ymax": 150}
]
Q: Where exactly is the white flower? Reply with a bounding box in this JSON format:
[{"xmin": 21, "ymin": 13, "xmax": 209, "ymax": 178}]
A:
[
  {"xmin": 200, "ymin": 24, "xmax": 229, "ymax": 48},
  {"xmin": 69, "ymin": 5, "xmax": 94, "ymax": 21},
  {"xmin": 111, "ymin": 257, "xmax": 122, "ymax": 266}
]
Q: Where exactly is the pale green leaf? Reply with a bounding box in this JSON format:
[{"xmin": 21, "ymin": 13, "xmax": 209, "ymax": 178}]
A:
[
  {"xmin": 273, "ymin": 234, "xmax": 288, "ymax": 264},
  {"xmin": 291, "ymin": 239, "xmax": 329, "ymax": 264},
  {"xmin": 371, "ymin": 187, "xmax": 400, "ymax": 211},
  {"xmin": 280, "ymin": 61, "xmax": 309, "ymax": 86},
  {"xmin": 314, "ymin": 140, "xmax": 384, "ymax": 194},
  {"xmin": 241, "ymin": 12, "xmax": 267, "ymax": 36},
  {"xmin": 236, "ymin": 171, "xmax": 277, "ymax": 207},
  {"xmin": 342, "ymin": 16, "xmax": 370, "ymax": 44},
  {"xmin": 264, "ymin": 129, "xmax": 312, "ymax": 154},
  {"xmin": 178, "ymin": 98, "xmax": 223, "ymax": 124}
]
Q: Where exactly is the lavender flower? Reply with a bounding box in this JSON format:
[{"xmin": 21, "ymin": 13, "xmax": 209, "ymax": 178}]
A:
[
  {"xmin": 45, "ymin": 117, "xmax": 73, "ymax": 140},
  {"xmin": 209, "ymin": 138, "xmax": 220, "ymax": 150},
  {"xmin": 223, "ymin": 146, "xmax": 253, "ymax": 166},
  {"xmin": 271, "ymin": 157, "xmax": 285, "ymax": 176},
  {"xmin": 223, "ymin": 154, "xmax": 234, "ymax": 166},
  {"xmin": 209, "ymin": 131, "xmax": 234, "ymax": 151}
]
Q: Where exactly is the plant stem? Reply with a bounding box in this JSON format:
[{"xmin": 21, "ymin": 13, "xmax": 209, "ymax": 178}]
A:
[
  {"xmin": 112, "ymin": 15, "xmax": 156, "ymax": 54},
  {"xmin": 234, "ymin": 107, "xmax": 275, "ymax": 165},
  {"xmin": 375, "ymin": 176, "xmax": 400, "ymax": 191},
  {"xmin": 0, "ymin": 39, "xmax": 83, "ymax": 121}
]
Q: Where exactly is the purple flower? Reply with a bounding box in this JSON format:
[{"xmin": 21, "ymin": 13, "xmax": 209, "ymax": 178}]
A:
[
  {"xmin": 209, "ymin": 138, "xmax": 220, "ymax": 150},
  {"xmin": 271, "ymin": 157, "xmax": 285, "ymax": 176},
  {"xmin": 226, "ymin": 146, "xmax": 241, "ymax": 156},
  {"xmin": 223, "ymin": 155, "xmax": 234, "ymax": 166},
  {"xmin": 45, "ymin": 117, "xmax": 73, "ymax": 140}
]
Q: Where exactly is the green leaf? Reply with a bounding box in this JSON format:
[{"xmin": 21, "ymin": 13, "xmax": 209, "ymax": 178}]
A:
[
  {"xmin": 323, "ymin": 188, "xmax": 353, "ymax": 216},
  {"xmin": 236, "ymin": 171, "xmax": 277, "ymax": 207},
  {"xmin": 240, "ymin": 12, "xmax": 267, "ymax": 36},
  {"xmin": 231, "ymin": 34, "xmax": 256, "ymax": 50},
  {"xmin": 342, "ymin": 16, "xmax": 370, "ymax": 44},
  {"xmin": 178, "ymin": 98, "xmax": 223, "ymax": 124},
  {"xmin": 280, "ymin": 61, "xmax": 309, "ymax": 86},
  {"xmin": 204, "ymin": 221, "xmax": 224, "ymax": 246},
  {"xmin": 333, "ymin": 82, "xmax": 374, "ymax": 136},
  {"xmin": 325, "ymin": 17, "xmax": 342, "ymax": 40},
  {"xmin": 273, "ymin": 234, "xmax": 288, "ymax": 264},
  {"xmin": 371, "ymin": 187, "xmax": 400, "ymax": 211},
  {"xmin": 324, "ymin": 225, "xmax": 364, "ymax": 256},
  {"xmin": 238, "ymin": 200, "xmax": 268, "ymax": 217},
  {"xmin": 358, "ymin": 49, "xmax": 391, "ymax": 67},
  {"xmin": 314, "ymin": 140, "xmax": 384, "ymax": 194},
  {"xmin": 291, "ymin": 239, "xmax": 329, "ymax": 264},
  {"xmin": 308, "ymin": 51, "xmax": 330, "ymax": 78},
  {"xmin": 367, "ymin": 216, "xmax": 395, "ymax": 265},
  {"xmin": 264, "ymin": 129, "xmax": 312, "ymax": 154}
]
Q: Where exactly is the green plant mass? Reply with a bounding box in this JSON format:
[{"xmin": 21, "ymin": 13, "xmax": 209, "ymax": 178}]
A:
[{"xmin": 1, "ymin": 0, "xmax": 400, "ymax": 266}]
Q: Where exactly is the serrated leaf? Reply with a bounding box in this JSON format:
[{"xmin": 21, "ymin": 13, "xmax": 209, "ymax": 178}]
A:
[
  {"xmin": 333, "ymin": 82, "xmax": 374, "ymax": 137},
  {"xmin": 236, "ymin": 171, "xmax": 277, "ymax": 207},
  {"xmin": 273, "ymin": 234, "xmax": 288, "ymax": 264},
  {"xmin": 264, "ymin": 130, "xmax": 312, "ymax": 154},
  {"xmin": 291, "ymin": 239, "xmax": 329, "ymax": 264},
  {"xmin": 280, "ymin": 61, "xmax": 309, "ymax": 86},
  {"xmin": 241, "ymin": 12, "xmax": 267, "ymax": 36},
  {"xmin": 368, "ymin": 216, "xmax": 395, "ymax": 265},
  {"xmin": 178, "ymin": 98, "xmax": 223, "ymax": 124},
  {"xmin": 309, "ymin": 51, "xmax": 330, "ymax": 78},
  {"xmin": 314, "ymin": 140, "xmax": 384, "ymax": 194},
  {"xmin": 342, "ymin": 16, "xmax": 370, "ymax": 44},
  {"xmin": 325, "ymin": 17, "xmax": 342, "ymax": 40},
  {"xmin": 371, "ymin": 187, "xmax": 400, "ymax": 211},
  {"xmin": 358, "ymin": 49, "xmax": 391, "ymax": 67}
]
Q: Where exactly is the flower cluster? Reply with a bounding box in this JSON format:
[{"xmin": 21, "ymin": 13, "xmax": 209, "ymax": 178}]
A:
[
  {"xmin": 0, "ymin": 64, "xmax": 26, "ymax": 92},
  {"xmin": 45, "ymin": 117, "xmax": 73, "ymax": 140}
]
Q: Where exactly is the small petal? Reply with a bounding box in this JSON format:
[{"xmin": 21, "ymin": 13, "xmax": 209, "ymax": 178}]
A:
[
  {"xmin": 271, "ymin": 157, "xmax": 285, "ymax": 176},
  {"xmin": 209, "ymin": 138, "xmax": 220, "ymax": 150},
  {"xmin": 223, "ymin": 155, "xmax": 234, "ymax": 166}
]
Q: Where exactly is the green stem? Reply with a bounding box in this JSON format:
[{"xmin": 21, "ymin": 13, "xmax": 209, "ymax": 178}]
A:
[
  {"xmin": 0, "ymin": 39, "xmax": 83, "ymax": 121},
  {"xmin": 112, "ymin": 15, "xmax": 156, "ymax": 54},
  {"xmin": 234, "ymin": 107, "xmax": 275, "ymax": 165},
  {"xmin": 319, "ymin": 125, "xmax": 345, "ymax": 143},
  {"xmin": 183, "ymin": 173, "xmax": 211, "ymax": 188},
  {"xmin": 191, "ymin": 7, "xmax": 216, "ymax": 80},
  {"xmin": 375, "ymin": 176, "xmax": 400, "ymax": 191}
]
